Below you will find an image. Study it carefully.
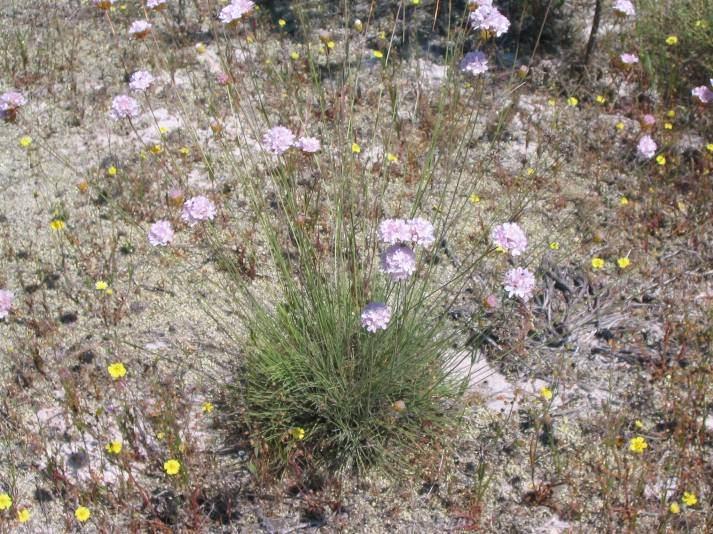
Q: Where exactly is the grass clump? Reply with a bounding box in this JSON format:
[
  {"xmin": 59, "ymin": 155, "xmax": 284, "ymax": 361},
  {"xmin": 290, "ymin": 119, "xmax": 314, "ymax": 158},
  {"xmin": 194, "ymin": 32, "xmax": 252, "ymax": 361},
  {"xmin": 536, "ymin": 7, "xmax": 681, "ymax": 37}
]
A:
[{"xmin": 635, "ymin": 0, "xmax": 713, "ymax": 99}]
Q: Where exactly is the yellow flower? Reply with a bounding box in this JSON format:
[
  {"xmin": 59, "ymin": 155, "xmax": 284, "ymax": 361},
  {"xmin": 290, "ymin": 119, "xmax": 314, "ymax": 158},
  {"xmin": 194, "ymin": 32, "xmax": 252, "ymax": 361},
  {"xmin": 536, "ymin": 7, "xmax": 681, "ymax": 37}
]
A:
[
  {"xmin": 549, "ymin": 241, "xmax": 560, "ymax": 250},
  {"xmin": 595, "ymin": 95, "xmax": 606, "ymax": 104},
  {"xmin": 669, "ymin": 502, "xmax": 680, "ymax": 514},
  {"xmin": 372, "ymin": 50, "xmax": 384, "ymax": 59},
  {"xmin": 706, "ymin": 143, "xmax": 713, "ymax": 153},
  {"xmin": 695, "ymin": 19, "xmax": 708, "ymax": 29},
  {"xmin": 386, "ymin": 152, "xmax": 398, "ymax": 163},
  {"xmin": 195, "ymin": 42, "xmax": 206, "ymax": 54},
  {"xmin": 469, "ymin": 193, "xmax": 481, "ymax": 204},
  {"xmin": 0, "ymin": 493, "xmax": 12, "ymax": 510},
  {"xmin": 290, "ymin": 51, "xmax": 299, "ymax": 60},
  {"xmin": 17, "ymin": 508, "xmax": 31, "ymax": 523},
  {"xmin": 327, "ymin": 40, "xmax": 335, "ymax": 49},
  {"xmin": 351, "ymin": 142, "xmax": 361, "ymax": 154},
  {"xmin": 620, "ymin": 196, "xmax": 629, "ymax": 206},
  {"xmin": 278, "ymin": 19, "xmax": 286, "ymax": 28},
  {"xmin": 105, "ymin": 288, "xmax": 113, "ymax": 296},
  {"xmin": 682, "ymin": 491, "xmax": 697, "ymax": 506},
  {"xmin": 656, "ymin": 154, "xmax": 666, "ymax": 166},
  {"xmin": 50, "ymin": 219, "xmax": 66, "ymax": 231},
  {"xmin": 665, "ymin": 35, "xmax": 678, "ymax": 46},
  {"xmin": 628, "ymin": 436, "xmax": 648, "ymax": 454},
  {"xmin": 290, "ymin": 427, "xmax": 305, "ymax": 440},
  {"xmin": 591, "ymin": 257, "xmax": 605, "ymax": 270},
  {"xmin": 105, "ymin": 440, "xmax": 122, "ymax": 454},
  {"xmin": 178, "ymin": 147, "xmax": 190, "ymax": 156},
  {"xmin": 19, "ymin": 135, "xmax": 32, "ymax": 147},
  {"xmin": 615, "ymin": 122, "xmax": 625, "ymax": 131},
  {"xmin": 634, "ymin": 419, "xmax": 644, "ymax": 429},
  {"xmin": 150, "ymin": 144, "xmax": 163, "ymax": 155},
  {"xmin": 201, "ymin": 401, "xmax": 214, "ymax": 413},
  {"xmin": 158, "ymin": 126, "xmax": 168, "ymax": 135},
  {"xmin": 411, "ymin": 0, "xmax": 420, "ymax": 4},
  {"xmin": 106, "ymin": 165, "xmax": 117, "ymax": 176},
  {"xmin": 540, "ymin": 387, "xmax": 553, "ymax": 401},
  {"xmin": 107, "ymin": 362, "xmax": 127, "ymax": 379},
  {"xmin": 617, "ymin": 257, "xmax": 631, "ymax": 269},
  {"xmin": 526, "ymin": 167, "xmax": 535, "ymax": 176},
  {"xmin": 664, "ymin": 122, "xmax": 673, "ymax": 130},
  {"xmin": 354, "ymin": 19, "xmax": 363, "ymax": 32},
  {"xmin": 95, "ymin": 280, "xmax": 108, "ymax": 291},
  {"xmin": 547, "ymin": 98, "xmax": 556, "ymax": 106},
  {"xmin": 666, "ymin": 109, "xmax": 675, "ymax": 118},
  {"xmin": 567, "ymin": 96, "xmax": 578, "ymax": 107},
  {"xmin": 74, "ymin": 506, "xmax": 91, "ymax": 522},
  {"xmin": 164, "ymin": 459, "xmax": 181, "ymax": 475}
]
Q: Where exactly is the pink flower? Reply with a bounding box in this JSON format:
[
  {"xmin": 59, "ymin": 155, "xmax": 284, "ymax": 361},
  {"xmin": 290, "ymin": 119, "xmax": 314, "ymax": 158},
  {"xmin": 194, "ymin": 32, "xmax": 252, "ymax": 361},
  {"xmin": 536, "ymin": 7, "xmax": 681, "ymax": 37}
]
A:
[
  {"xmin": 378, "ymin": 219, "xmax": 411, "ymax": 245},
  {"xmin": 0, "ymin": 91, "xmax": 26, "ymax": 111},
  {"xmin": 469, "ymin": 5, "xmax": 510, "ymax": 37},
  {"xmin": 642, "ymin": 114, "xmax": 656, "ymax": 126},
  {"xmin": 380, "ymin": 245, "xmax": 417, "ymax": 281},
  {"xmin": 219, "ymin": 0, "xmax": 255, "ymax": 24},
  {"xmin": 490, "ymin": 222, "xmax": 528, "ymax": 256},
  {"xmin": 296, "ymin": 136, "xmax": 321, "ymax": 153},
  {"xmin": 407, "ymin": 218, "xmax": 435, "ymax": 248},
  {"xmin": 0, "ymin": 289, "xmax": 14, "ymax": 320},
  {"xmin": 181, "ymin": 196, "xmax": 216, "ymax": 226},
  {"xmin": 129, "ymin": 70, "xmax": 154, "ymax": 92},
  {"xmin": 110, "ymin": 95, "xmax": 140, "ymax": 120},
  {"xmin": 692, "ymin": 84, "xmax": 713, "ymax": 104},
  {"xmin": 620, "ymin": 53, "xmax": 639, "ymax": 65},
  {"xmin": 360, "ymin": 302, "xmax": 392, "ymax": 333},
  {"xmin": 484, "ymin": 294, "xmax": 499, "ymax": 309},
  {"xmin": 503, "ymin": 267, "xmax": 536, "ymax": 301},
  {"xmin": 613, "ymin": 0, "xmax": 635, "ymax": 17},
  {"xmin": 460, "ymin": 51, "xmax": 489, "ymax": 76},
  {"xmin": 148, "ymin": 220, "xmax": 174, "ymax": 246},
  {"xmin": 129, "ymin": 20, "xmax": 152, "ymax": 38},
  {"xmin": 146, "ymin": 0, "xmax": 167, "ymax": 9},
  {"xmin": 262, "ymin": 126, "xmax": 295, "ymax": 155},
  {"xmin": 637, "ymin": 135, "xmax": 657, "ymax": 159},
  {"xmin": 216, "ymin": 72, "xmax": 231, "ymax": 86}
]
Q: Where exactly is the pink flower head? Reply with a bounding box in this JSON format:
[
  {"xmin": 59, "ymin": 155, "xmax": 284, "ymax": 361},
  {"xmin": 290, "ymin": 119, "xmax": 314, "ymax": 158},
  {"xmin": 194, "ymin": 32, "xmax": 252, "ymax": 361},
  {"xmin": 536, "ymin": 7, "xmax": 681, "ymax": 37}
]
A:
[
  {"xmin": 129, "ymin": 20, "xmax": 152, "ymax": 38},
  {"xmin": 490, "ymin": 222, "xmax": 528, "ymax": 256},
  {"xmin": 0, "ymin": 91, "xmax": 26, "ymax": 111},
  {"xmin": 613, "ymin": 0, "xmax": 635, "ymax": 17},
  {"xmin": 219, "ymin": 0, "xmax": 255, "ymax": 24},
  {"xmin": 460, "ymin": 51, "xmax": 489, "ymax": 76},
  {"xmin": 216, "ymin": 72, "xmax": 231, "ymax": 86},
  {"xmin": 148, "ymin": 220, "xmax": 174, "ymax": 246},
  {"xmin": 262, "ymin": 126, "xmax": 295, "ymax": 155},
  {"xmin": 181, "ymin": 196, "xmax": 216, "ymax": 226},
  {"xmin": 0, "ymin": 289, "xmax": 14, "ymax": 320},
  {"xmin": 469, "ymin": 5, "xmax": 510, "ymax": 37},
  {"xmin": 642, "ymin": 114, "xmax": 656, "ymax": 126},
  {"xmin": 692, "ymin": 84, "xmax": 713, "ymax": 104},
  {"xmin": 110, "ymin": 95, "xmax": 140, "ymax": 120},
  {"xmin": 129, "ymin": 70, "xmax": 154, "ymax": 92},
  {"xmin": 407, "ymin": 218, "xmax": 436, "ymax": 248},
  {"xmin": 637, "ymin": 134, "xmax": 657, "ymax": 159},
  {"xmin": 620, "ymin": 53, "xmax": 639, "ymax": 65},
  {"xmin": 380, "ymin": 245, "xmax": 417, "ymax": 281},
  {"xmin": 378, "ymin": 219, "xmax": 411, "ymax": 245},
  {"xmin": 503, "ymin": 267, "xmax": 536, "ymax": 301},
  {"xmin": 360, "ymin": 302, "xmax": 392, "ymax": 333},
  {"xmin": 146, "ymin": 0, "xmax": 167, "ymax": 9},
  {"xmin": 296, "ymin": 136, "xmax": 321, "ymax": 153}
]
